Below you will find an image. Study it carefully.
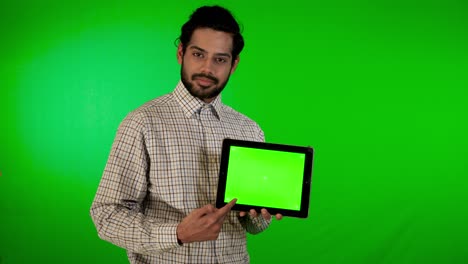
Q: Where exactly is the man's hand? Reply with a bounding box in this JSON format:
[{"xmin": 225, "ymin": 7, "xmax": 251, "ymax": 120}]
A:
[
  {"xmin": 176, "ymin": 199, "xmax": 237, "ymax": 244},
  {"xmin": 239, "ymin": 209, "xmax": 283, "ymax": 221}
]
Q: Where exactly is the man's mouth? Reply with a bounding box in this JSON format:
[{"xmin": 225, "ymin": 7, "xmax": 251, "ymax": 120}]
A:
[
  {"xmin": 193, "ymin": 74, "xmax": 218, "ymax": 86},
  {"xmin": 196, "ymin": 77, "xmax": 215, "ymax": 86}
]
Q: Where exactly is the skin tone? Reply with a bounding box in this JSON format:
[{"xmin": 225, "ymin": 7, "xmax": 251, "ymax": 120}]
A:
[{"xmin": 176, "ymin": 28, "xmax": 282, "ymax": 244}]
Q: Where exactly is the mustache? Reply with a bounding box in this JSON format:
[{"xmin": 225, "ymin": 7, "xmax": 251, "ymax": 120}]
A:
[{"xmin": 192, "ymin": 73, "xmax": 219, "ymax": 84}]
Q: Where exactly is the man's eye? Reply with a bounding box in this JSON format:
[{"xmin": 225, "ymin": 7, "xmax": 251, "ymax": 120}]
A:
[
  {"xmin": 193, "ymin": 52, "xmax": 203, "ymax": 58},
  {"xmin": 216, "ymin": 58, "xmax": 227, "ymax": 63}
]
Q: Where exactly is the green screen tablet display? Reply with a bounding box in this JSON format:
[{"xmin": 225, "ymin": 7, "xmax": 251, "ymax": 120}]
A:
[{"xmin": 224, "ymin": 146, "xmax": 305, "ymax": 210}]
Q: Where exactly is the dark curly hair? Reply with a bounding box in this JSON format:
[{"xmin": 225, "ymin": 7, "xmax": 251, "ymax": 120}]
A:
[{"xmin": 177, "ymin": 5, "xmax": 244, "ymax": 62}]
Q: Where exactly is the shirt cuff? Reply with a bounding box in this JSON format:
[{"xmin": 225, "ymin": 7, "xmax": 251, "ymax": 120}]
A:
[{"xmin": 153, "ymin": 223, "xmax": 183, "ymax": 249}]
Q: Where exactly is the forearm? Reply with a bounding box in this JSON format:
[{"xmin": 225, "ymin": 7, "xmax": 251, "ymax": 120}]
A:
[
  {"xmin": 91, "ymin": 200, "xmax": 180, "ymax": 254},
  {"xmin": 90, "ymin": 112, "xmax": 182, "ymax": 254}
]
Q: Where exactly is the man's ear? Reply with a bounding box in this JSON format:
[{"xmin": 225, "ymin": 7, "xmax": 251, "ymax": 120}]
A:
[
  {"xmin": 230, "ymin": 56, "xmax": 240, "ymax": 74},
  {"xmin": 177, "ymin": 44, "xmax": 184, "ymax": 64}
]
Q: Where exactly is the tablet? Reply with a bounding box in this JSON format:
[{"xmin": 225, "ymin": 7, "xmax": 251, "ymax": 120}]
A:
[{"xmin": 216, "ymin": 138, "xmax": 314, "ymax": 218}]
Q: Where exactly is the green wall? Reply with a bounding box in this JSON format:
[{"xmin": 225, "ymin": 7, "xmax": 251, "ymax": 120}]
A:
[{"xmin": 1, "ymin": 1, "xmax": 467, "ymax": 263}]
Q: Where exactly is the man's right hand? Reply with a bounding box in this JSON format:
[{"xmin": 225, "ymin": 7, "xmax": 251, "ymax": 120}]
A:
[{"xmin": 176, "ymin": 198, "xmax": 237, "ymax": 244}]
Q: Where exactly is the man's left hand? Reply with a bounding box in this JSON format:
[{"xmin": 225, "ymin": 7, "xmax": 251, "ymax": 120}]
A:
[{"xmin": 239, "ymin": 209, "xmax": 283, "ymax": 221}]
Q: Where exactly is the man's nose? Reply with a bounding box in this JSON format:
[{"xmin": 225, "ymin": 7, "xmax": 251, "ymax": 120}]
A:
[{"xmin": 200, "ymin": 58, "xmax": 215, "ymax": 74}]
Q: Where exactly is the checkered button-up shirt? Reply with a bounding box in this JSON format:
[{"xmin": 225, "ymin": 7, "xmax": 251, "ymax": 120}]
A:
[{"xmin": 90, "ymin": 81, "xmax": 271, "ymax": 263}]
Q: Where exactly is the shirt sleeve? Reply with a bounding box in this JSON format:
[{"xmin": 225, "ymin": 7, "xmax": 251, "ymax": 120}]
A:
[{"xmin": 90, "ymin": 112, "xmax": 180, "ymax": 255}]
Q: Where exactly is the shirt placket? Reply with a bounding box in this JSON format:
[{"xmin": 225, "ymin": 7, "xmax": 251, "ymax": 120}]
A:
[
  {"xmin": 198, "ymin": 104, "xmax": 220, "ymax": 204},
  {"xmin": 198, "ymin": 104, "xmax": 223, "ymax": 263}
]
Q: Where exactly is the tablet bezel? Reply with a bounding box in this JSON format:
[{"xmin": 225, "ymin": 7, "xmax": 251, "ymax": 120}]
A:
[{"xmin": 215, "ymin": 138, "xmax": 314, "ymax": 218}]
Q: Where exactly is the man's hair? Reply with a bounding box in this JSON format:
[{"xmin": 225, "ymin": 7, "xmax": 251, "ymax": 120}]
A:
[{"xmin": 177, "ymin": 5, "xmax": 244, "ymax": 60}]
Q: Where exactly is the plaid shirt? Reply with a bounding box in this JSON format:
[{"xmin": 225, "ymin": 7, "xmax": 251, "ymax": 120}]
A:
[{"xmin": 91, "ymin": 81, "xmax": 271, "ymax": 263}]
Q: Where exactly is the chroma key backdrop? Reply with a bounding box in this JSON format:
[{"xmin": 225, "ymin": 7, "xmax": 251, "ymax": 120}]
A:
[{"xmin": 1, "ymin": 1, "xmax": 467, "ymax": 263}]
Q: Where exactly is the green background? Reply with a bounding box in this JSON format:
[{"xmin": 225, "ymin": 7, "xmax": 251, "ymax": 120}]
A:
[
  {"xmin": 225, "ymin": 147, "xmax": 305, "ymax": 210},
  {"xmin": 1, "ymin": 1, "xmax": 467, "ymax": 263}
]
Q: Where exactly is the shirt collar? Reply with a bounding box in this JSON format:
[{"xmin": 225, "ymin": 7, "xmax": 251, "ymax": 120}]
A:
[{"xmin": 173, "ymin": 80, "xmax": 223, "ymax": 120}]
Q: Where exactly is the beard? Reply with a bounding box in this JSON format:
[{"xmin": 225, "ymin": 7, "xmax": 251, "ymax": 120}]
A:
[{"xmin": 180, "ymin": 62, "xmax": 231, "ymax": 102}]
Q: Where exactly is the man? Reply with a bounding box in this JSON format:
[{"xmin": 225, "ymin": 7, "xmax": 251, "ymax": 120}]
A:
[{"xmin": 90, "ymin": 5, "xmax": 281, "ymax": 263}]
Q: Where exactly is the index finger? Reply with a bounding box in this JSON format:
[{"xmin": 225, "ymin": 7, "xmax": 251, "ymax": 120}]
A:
[{"xmin": 216, "ymin": 198, "xmax": 237, "ymax": 218}]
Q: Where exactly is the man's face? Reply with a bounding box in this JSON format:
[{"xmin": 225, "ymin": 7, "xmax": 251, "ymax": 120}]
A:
[{"xmin": 177, "ymin": 28, "xmax": 239, "ymax": 103}]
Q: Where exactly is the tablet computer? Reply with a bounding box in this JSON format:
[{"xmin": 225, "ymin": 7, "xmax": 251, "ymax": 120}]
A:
[{"xmin": 216, "ymin": 138, "xmax": 314, "ymax": 218}]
